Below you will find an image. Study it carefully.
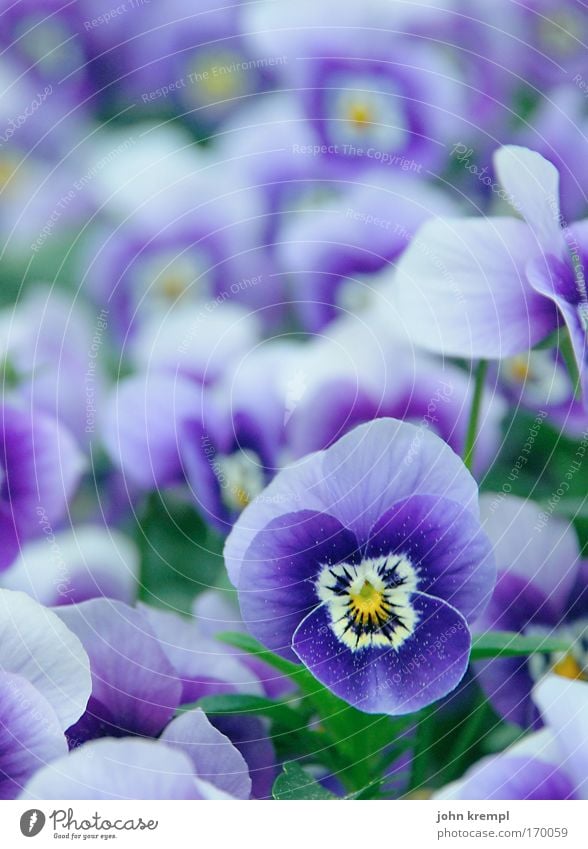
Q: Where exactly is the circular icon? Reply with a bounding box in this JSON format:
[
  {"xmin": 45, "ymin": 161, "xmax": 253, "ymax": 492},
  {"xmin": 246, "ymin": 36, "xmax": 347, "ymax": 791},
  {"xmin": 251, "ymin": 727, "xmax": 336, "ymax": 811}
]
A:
[{"xmin": 20, "ymin": 810, "xmax": 46, "ymax": 837}]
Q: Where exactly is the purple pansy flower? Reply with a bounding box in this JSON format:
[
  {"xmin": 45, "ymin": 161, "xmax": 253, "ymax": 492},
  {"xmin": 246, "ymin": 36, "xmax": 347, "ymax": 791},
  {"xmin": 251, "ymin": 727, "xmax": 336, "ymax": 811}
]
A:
[
  {"xmin": 192, "ymin": 589, "xmax": 295, "ymax": 700},
  {"xmin": 54, "ymin": 597, "xmax": 275, "ymax": 798},
  {"xmin": 2, "ymin": 287, "xmax": 108, "ymax": 449},
  {"xmin": 227, "ymin": 418, "xmax": 495, "ymax": 714},
  {"xmin": 0, "ymin": 589, "xmax": 92, "ymax": 798},
  {"xmin": 245, "ymin": 0, "xmax": 465, "ymax": 175},
  {"xmin": 437, "ymin": 675, "xmax": 588, "ymax": 800},
  {"xmin": 474, "ymin": 494, "xmax": 586, "ymax": 728},
  {"xmin": 392, "ymin": 145, "xmax": 588, "ymax": 403},
  {"xmin": 277, "ymin": 174, "xmax": 458, "ymax": 331},
  {"xmin": 143, "ymin": 604, "xmax": 277, "ymax": 799},
  {"xmin": 283, "ymin": 308, "xmax": 506, "ymax": 474},
  {"xmin": 0, "ymin": 404, "xmax": 84, "ymax": 571},
  {"xmin": 0, "ymin": 1, "xmax": 90, "ymax": 102},
  {"xmin": 105, "ymin": 345, "xmax": 288, "ymax": 531},
  {"xmin": 1, "ymin": 525, "xmax": 139, "ymax": 607},
  {"xmin": 121, "ymin": 0, "xmax": 274, "ymax": 131},
  {"xmin": 216, "ymin": 93, "xmax": 338, "ymax": 246},
  {"xmin": 20, "ymin": 713, "xmax": 248, "ymax": 800},
  {"xmin": 79, "ymin": 125, "xmax": 276, "ymax": 343},
  {"xmin": 496, "ymin": 347, "xmax": 587, "ymax": 438}
]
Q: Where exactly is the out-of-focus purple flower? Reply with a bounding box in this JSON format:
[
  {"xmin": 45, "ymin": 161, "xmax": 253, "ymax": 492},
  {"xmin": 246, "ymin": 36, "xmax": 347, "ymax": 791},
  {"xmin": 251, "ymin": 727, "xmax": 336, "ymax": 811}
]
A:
[
  {"xmin": 245, "ymin": 0, "xmax": 466, "ymax": 175},
  {"xmin": 392, "ymin": 146, "xmax": 588, "ymax": 404},
  {"xmin": 0, "ymin": 404, "xmax": 84, "ymax": 571},
  {"xmin": 474, "ymin": 494, "xmax": 585, "ymax": 728},
  {"xmin": 277, "ymin": 175, "xmax": 458, "ymax": 331},
  {"xmin": 216, "ymin": 94, "xmax": 338, "ymax": 246},
  {"xmin": 56, "ymin": 599, "xmax": 183, "ymax": 741},
  {"xmin": 141, "ymin": 604, "xmax": 265, "ymax": 706},
  {"xmin": 2, "ymin": 287, "xmax": 108, "ymax": 448},
  {"xmin": 20, "ymin": 719, "xmax": 246, "ymax": 800},
  {"xmin": 121, "ymin": 0, "xmax": 274, "ymax": 130},
  {"xmin": 0, "ymin": 589, "xmax": 91, "ymax": 798},
  {"xmin": 437, "ymin": 675, "xmax": 588, "ymax": 799},
  {"xmin": 1, "ymin": 525, "xmax": 139, "ymax": 606},
  {"xmin": 514, "ymin": 0, "xmax": 588, "ymax": 90},
  {"xmin": 496, "ymin": 347, "xmax": 586, "ymax": 438},
  {"xmin": 102, "ymin": 373, "xmax": 202, "ymax": 492},
  {"xmin": 77, "ymin": 124, "xmax": 280, "ymax": 338},
  {"xmin": 179, "ymin": 344, "xmax": 298, "ymax": 531},
  {"xmin": 519, "ymin": 86, "xmax": 588, "ymax": 222},
  {"xmin": 105, "ymin": 344, "xmax": 291, "ymax": 531},
  {"xmin": 143, "ymin": 604, "xmax": 277, "ymax": 798},
  {"xmin": 0, "ymin": 1, "xmax": 89, "ymax": 102},
  {"xmin": 228, "ymin": 418, "xmax": 495, "ymax": 714},
  {"xmin": 55, "ymin": 597, "xmax": 273, "ymax": 798},
  {"xmin": 128, "ymin": 302, "xmax": 261, "ymax": 385},
  {"xmin": 283, "ymin": 309, "xmax": 506, "ymax": 474}
]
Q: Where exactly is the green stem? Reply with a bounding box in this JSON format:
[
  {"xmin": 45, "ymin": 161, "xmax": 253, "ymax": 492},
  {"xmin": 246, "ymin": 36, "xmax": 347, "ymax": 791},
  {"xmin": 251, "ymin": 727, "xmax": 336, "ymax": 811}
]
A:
[
  {"xmin": 441, "ymin": 700, "xmax": 493, "ymax": 784},
  {"xmin": 409, "ymin": 706, "xmax": 436, "ymax": 791},
  {"xmin": 463, "ymin": 360, "xmax": 488, "ymax": 472}
]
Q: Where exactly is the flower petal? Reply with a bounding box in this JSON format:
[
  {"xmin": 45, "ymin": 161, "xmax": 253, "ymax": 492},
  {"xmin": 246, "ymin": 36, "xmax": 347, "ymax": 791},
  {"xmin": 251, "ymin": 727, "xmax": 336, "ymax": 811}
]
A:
[
  {"xmin": 393, "ymin": 216, "xmax": 558, "ymax": 357},
  {"xmin": 438, "ymin": 755, "xmax": 576, "ymax": 800},
  {"xmin": 56, "ymin": 599, "xmax": 181, "ymax": 737},
  {"xmin": 239, "ymin": 510, "xmax": 360, "ymax": 661},
  {"xmin": 292, "ymin": 593, "xmax": 470, "ymax": 714},
  {"xmin": 479, "ymin": 494, "xmax": 580, "ymax": 614},
  {"xmin": 318, "ymin": 418, "xmax": 481, "ymax": 541},
  {"xmin": 2, "ymin": 526, "xmax": 139, "ymax": 606},
  {"xmin": 0, "ymin": 590, "xmax": 91, "ymax": 732},
  {"xmin": 0, "ymin": 671, "xmax": 67, "ymax": 800},
  {"xmin": 493, "ymin": 146, "xmax": 566, "ymax": 260},
  {"xmin": 534, "ymin": 676, "xmax": 588, "ymax": 799},
  {"xmin": 20, "ymin": 738, "xmax": 230, "ymax": 800},
  {"xmin": 367, "ymin": 495, "xmax": 495, "ymax": 623},
  {"xmin": 161, "ymin": 708, "xmax": 252, "ymax": 799}
]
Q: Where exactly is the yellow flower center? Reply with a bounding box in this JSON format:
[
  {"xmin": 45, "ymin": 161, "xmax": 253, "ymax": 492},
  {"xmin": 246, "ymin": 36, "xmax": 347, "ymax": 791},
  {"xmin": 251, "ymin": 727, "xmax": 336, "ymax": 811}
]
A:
[
  {"xmin": 160, "ymin": 274, "xmax": 188, "ymax": 300},
  {"xmin": 317, "ymin": 555, "xmax": 419, "ymax": 651},
  {"xmin": 552, "ymin": 654, "xmax": 587, "ymax": 681},
  {"xmin": 347, "ymin": 101, "xmax": 373, "ymax": 130},
  {"xmin": 508, "ymin": 356, "xmax": 531, "ymax": 383},
  {"xmin": 348, "ymin": 580, "xmax": 389, "ymax": 627}
]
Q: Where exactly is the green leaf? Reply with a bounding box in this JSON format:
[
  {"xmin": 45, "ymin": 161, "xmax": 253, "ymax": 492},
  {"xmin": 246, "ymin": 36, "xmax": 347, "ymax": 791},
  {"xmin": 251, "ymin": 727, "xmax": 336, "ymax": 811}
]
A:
[
  {"xmin": 272, "ymin": 762, "xmax": 338, "ymax": 800},
  {"xmin": 216, "ymin": 631, "xmax": 305, "ymax": 677},
  {"xmin": 471, "ymin": 631, "xmax": 570, "ymax": 660},
  {"xmin": 189, "ymin": 693, "xmax": 307, "ymax": 732}
]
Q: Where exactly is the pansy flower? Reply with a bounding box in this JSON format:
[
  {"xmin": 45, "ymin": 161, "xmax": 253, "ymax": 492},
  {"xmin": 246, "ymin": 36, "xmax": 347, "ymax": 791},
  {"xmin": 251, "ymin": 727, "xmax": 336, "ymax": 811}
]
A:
[
  {"xmin": 0, "ymin": 404, "xmax": 84, "ymax": 571},
  {"xmin": 55, "ymin": 597, "xmax": 275, "ymax": 798},
  {"xmin": 0, "ymin": 589, "xmax": 92, "ymax": 798},
  {"xmin": 391, "ymin": 145, "xmax": 588, "ymax": 403},
  {"xmin": 245, "ymin": 0, "xmax": 465, "ymax": 174},
  {"xmin": 1, "ymin": 525, "xmax": 139, "ymax": 607},
  {"xmin": 474, "ymin": 494, "xmax": 587, "ymax": 728},
  {"xmin": 0, "ymin": 0, "xmax": 90, "ymax": 102},
  {"xmin": 437, "ymin": 675, "xmax": 588, "ymax": 800},
  {"xmin": 226, "ymin": 418, "xmax": 495, "ymax": 714},
  {"xmin": 277, "ymin": 174, "xmax": 458, "ymax": 331},
  {"xmin": 104, "ymin": 347, "xmax": 285, "ymax": 530},
  {"xmin": 20, "ymin": 712, "xmax": 249, "ymax": 800},
  {"xmin": 284, "ymin": 308, "xmax": 505, "ymax": 474},
  {"xmin": 2, "ymin": 287, "xmax": 108, "ymax": 449}
]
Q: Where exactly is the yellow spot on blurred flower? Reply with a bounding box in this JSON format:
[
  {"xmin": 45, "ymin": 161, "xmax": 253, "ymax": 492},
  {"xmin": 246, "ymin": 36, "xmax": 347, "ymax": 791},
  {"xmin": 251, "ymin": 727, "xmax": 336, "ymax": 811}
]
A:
[
  {"xmin": 508, "ymin": 356, "xmax": 531, "ymax": 384},
  {"xmin": 347, "ymin": 101, "xmax": 373, "ymax": 130},
  {"xmin": 552, "ymin": 653, "xmax": 587, "ymax": 681}
]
